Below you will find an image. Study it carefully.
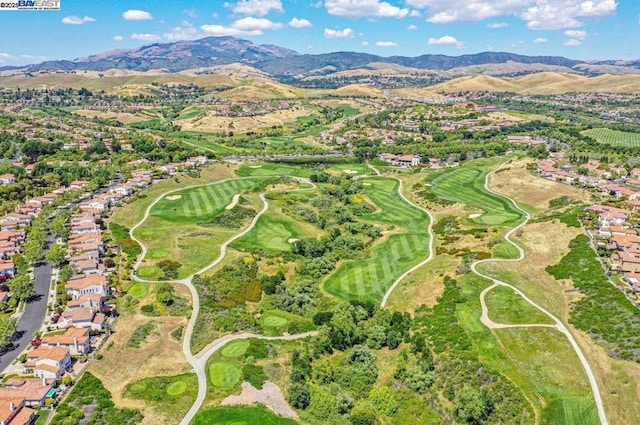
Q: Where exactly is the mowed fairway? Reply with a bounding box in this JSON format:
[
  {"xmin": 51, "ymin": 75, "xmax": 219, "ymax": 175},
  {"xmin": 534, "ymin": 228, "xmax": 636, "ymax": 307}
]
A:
[
  {"xmin": 134, "ymin": 178, "xmax": 266, "ymax": 278},
  {"xmin": 236, "ymin": 163, "xmax": 310, "ymax": 178},
  {"xmin": 429, "ymin": 162, "xmax": 523, "ymax": 226},
  {"xmin": 151, "ymin": 178, "xmax": 264, "ymax": 222},
  {"xmin": 324, "ymin": 178, "xmax": 431, "ymax": 302}
]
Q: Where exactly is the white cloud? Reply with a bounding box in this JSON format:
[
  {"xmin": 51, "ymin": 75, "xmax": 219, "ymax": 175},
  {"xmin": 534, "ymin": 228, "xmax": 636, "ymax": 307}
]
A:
[
  {"xmin": 183, "ymin": 9, "xmax": 198, "ymax": 18},
  {"xmin": 289, "ymin": 17, "xmax": 313, "ymax": 28},
  {"xmin": 325, "ymin": 0, "xmax": 409, "ymax": 19},
  {"xmin": 407, "ymin": 24, "xmax": 418, "ymax": 30},
  {"xmin": 410, "ymin": 10, "xmax": 421, "ymax": 17},
  {"xmin": 131, "ymin": 33, "xmax": 161, "ymax": 41},
  {"xmin": 376, "ymin": 41, "xmax": 397, "ymax": 47},
  {"xmin": 324, "ymin": 27, "xmax": 355, "ymax": 38},
  {"xmin": 0, "ymin": 52, "xmax": 47, "ymax": 65},
  {"xmin": 564, "ymin": 29, "xmax": 586, "ymax": 39},
  {"xmin": 113, "ymin": 35, "xmax": 123, "ymax": 41},
  {"xmin": 123, "ymin": 10, "xmax": 153, "ymax": 21},
  {"xmin": 564, "ymin": 38, "xmax": 582, "ymax": 46},
  {"xmin": 362, "ymin": 41, "xmax": 370, "ymax": 46},
  {"xmin": 406, "ymin": 0, "xmax": 617, "ymax": 29},
  {"xmin": 232, "ymin": 17, "xmax": 284, "ymax": 31},
  {"xmin": 62, "ymin": 15, "xmax": 95, "ymax": 25},
  {"xmin": 487, "ymin": 22, "xmax": 509, "ymax": 28},
  {"xmin": 201, "ymin": 24, "xmax": 261, "ymax": 36},
  {"xmin": 522, "ymin": 0, "xmax": 616, "ymax": 29},
  {"xmin": 428, "ymin": 35, "xmax": 464, "ymax": 47},
  {"xmin": 533, "ymin": 37, "xmax": 548, "ymax": 43},
  {"xmin": 227, "ymin": 0, "xmax": 284, "ymax": 16},
  {"xmin": 200, "ymin": 16, "xmax": 284, "ymax": 36},
  {"xmin": 164, "ymin": 21, "xmax": 201, "ymax": 40}
]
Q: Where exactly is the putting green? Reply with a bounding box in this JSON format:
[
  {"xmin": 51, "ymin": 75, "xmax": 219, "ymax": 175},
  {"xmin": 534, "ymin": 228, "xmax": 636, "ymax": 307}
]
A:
[
  {"xmin": 220, "ymin": 340, "xmax": 250, "ymax": 358},
  {"xmin": 209, "ymin": 363, "xmax": 241, "ymax": 387},
  {"xmin": 136, "ymin": 266, "xmax": 161, "ymax": 279},
  {"xmin": 166, "ymin": 380, "xmax": 188, "ymax": 396},
  {"xmin": 128, "ymin": 382, "xmax": 145, "ymax": 393},
  {"xmin": 127, "ymin": 283, "xmax": 148, "ymax": 298},
  {"xmin": 263, "ymin": 315, "xmax": 288, "ymax": 327}
]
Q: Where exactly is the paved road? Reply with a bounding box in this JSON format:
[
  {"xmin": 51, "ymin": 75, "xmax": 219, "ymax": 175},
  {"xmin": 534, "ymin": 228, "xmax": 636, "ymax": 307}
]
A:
[
  {"xmin": 127, "ymin": 176, "xmax": 318, "ymax": 425},
  {"xmin": 0, "ymin": 234, "xmax": 54, "ymax": 373},
  {"xmin": 470, "ymin": 165, "xmax": 608, "ymax": 425}
]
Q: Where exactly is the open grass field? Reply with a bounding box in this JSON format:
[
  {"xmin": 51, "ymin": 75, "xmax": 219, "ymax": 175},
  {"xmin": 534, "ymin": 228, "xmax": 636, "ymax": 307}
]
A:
[
  {"xmin": 324, "ymin": 177, "xmax": 431, "ymax": 302},
  {"xmin": 326, "ymin": 163, "xmax": 374, "ymax": 175},
  {"xmin": 236, "ymin": 163, "xmax": 310, "ymax": 178},
  {"xmin": 582, "ymin": 128, "xmax": 640, "ymax": 147},
  {"xmin": 231, "ymin": 212, "xmax": 310, "ymax": 254},
  {"xmin": 174, "ymin": 131, "xmax": 238, "ymax": 155},
  {"xmin": 209, "ymin": 362, "xmax": 242, "ymax": 387},
  {"xmin": 485, "ymin": 285, "xmax": 555, "ymax": 325},
  {"xmin": 428, "ymin": 162, "xmax": 524, "ymax": 226},
  {"xmin": 192, "ymin": 406, "xmax": 297, "ymax": 425}
]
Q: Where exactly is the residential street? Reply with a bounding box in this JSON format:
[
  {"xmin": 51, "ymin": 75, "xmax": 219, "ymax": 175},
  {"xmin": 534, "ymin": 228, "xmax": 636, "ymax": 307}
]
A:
[{"xmin": 0, "ymin": 234, "xmax": 54, "ymax": 373}]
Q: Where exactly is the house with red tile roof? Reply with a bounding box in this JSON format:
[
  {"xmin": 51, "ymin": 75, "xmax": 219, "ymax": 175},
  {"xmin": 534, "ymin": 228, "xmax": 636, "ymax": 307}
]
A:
[
  {"xmin": 23, "ymin": 346, "xmax": 71, "ymax": 379},
  {"xmin": 0, "ymin": 397, "xmax": 34, "ymax": 425},
  {"xmin": 41, "ymin": 327, "xmax": 91, "ymax": 355},
  {"xmin": 0, "ymin": 378, "xmax": 55, "ymax": 407}
]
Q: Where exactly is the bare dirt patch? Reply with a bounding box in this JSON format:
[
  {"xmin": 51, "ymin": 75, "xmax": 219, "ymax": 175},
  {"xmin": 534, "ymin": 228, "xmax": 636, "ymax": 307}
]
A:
[
  {"xmin": 178, "ymin": 108, "xmax": 312, "ymax": 133},
  {"xmin": 221, "ymin": 381, "xmax": 298, "ymax": 419}
]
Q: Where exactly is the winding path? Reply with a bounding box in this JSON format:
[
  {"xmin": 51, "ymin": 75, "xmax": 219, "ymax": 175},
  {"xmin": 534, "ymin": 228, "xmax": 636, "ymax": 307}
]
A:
[
  {"xmin": 128, "ymin": 176, "xmax": 318, "ymax": 425},
  {"xmin": 471, "ymin": 166, "xmax": 608, "ymax": 425}
]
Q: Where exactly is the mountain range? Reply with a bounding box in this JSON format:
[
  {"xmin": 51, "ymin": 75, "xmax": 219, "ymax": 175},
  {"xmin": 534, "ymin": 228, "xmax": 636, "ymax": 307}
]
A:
[{"xmin": 2, "ymin": 36, "xmax": 640, "ymax": 85}]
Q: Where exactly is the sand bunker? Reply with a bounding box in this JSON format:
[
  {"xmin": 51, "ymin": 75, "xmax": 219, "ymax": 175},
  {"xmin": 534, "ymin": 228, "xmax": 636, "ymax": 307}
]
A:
[
  {"xmin": 288, "ymin": 238, "xmax": 299, "ymax": 244},
  {"xmin": 166, "ymin": 195, "xmax": 182, "ymax": 201},
  {"xmin": 363, "ymin": 183, "xmax": 372, "ymax": 186},
  {"xmin": 226, "ymin": 194, "xmax": 240, "ymax": 210},
  {"xmin": 342, "ymin": 169, "xmax": 358, "ymax": 174},
  {"xmin": 249, "ymin": 165, "xmax": 262, "ymax": 168},
  {"xmin": 468, "ymin": 213, "xmax": 482, "ymax": 218},
  {"xmin": 221, "ymin": 381, "xmax": 298, "ymax": 419}
]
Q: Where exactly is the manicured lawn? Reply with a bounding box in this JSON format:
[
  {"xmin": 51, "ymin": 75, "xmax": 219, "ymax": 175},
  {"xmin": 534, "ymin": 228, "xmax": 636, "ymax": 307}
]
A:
[
  {"xmin": 220, "ymin": 340, "xmax": 250, "ymax": 358},
  {"xmin": 166, "ymin": 381, "xmax": 188, "ymax": 396},
  {"xmin": 150, "ymin": 178, "xmax": 264, "ymax": 223},
  {"xmin": 231, "ymin": 212, "xmax": 309, "ymax": 254},
  {"xmin": 133, "ymin": 178, "xmax": 267, "ymax": 278},
  {"xmin": 191, "ymin": 406, "xmax": 297, "ymax": 425},
  {"xmin": 127, "ymin": 283, "xmax": 148, "ymax": 298},
  {"xmin": 541, "ymin": 397, "xmax": 599, "ymax": 425},
  {"xmin": 428, "ymin": 162, "xmax": 524, "ymax": 227},
  {"xmin": 263, "ymin": 315, "xmax": 288, "ymax": 327},
  {"xmin": 208, "ymin": 362, "xmax": 241, "ymax": 387},
  {"xmin": 324, "ymin": 177, "xmax": 431, "ymax": 302},
  {"xmin": 326, "ymin": 163, "xmax": 372, "ymax": 175},
  {"xmin": 484, "ymin": 285, "xmax": 554, "ymax": 325},
  {"xmin": 236, "ymin": 163, "xmax": 310, "ymax": 178}
]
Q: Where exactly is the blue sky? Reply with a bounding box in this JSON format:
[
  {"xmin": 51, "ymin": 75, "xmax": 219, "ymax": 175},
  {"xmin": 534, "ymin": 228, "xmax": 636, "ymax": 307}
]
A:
[{"xmin": 0, "ymin": 0, "xmax": 639, "ymax": 66}]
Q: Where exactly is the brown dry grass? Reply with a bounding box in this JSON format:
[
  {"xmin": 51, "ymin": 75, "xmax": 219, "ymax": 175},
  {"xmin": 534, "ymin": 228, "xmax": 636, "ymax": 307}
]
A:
[
  {"xmin": 489, "ymin": 159, "xmax": 590, "ymax": 214},
  {"xmin": 486, "ymin": 165, "xmax": 640, "ymax": 424},
  {"xmin": 178, "ymin": 107, "xmax": 313, "ymax": 133},
  {"xmin": 89, "ymin": 306, "xmax": 190, "ymax": 425},
  {"xmin": 73, "ymin": 109, "xmax": 154, "ymax": 124}
]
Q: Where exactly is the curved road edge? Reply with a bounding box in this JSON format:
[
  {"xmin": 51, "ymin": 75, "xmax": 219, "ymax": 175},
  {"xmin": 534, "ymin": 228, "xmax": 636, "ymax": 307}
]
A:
[{"xmin": 470, "ymin": 164, "xmax": 608, "ymax": 425}]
